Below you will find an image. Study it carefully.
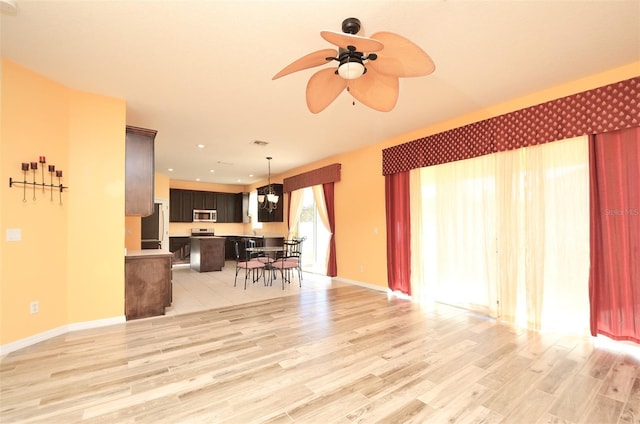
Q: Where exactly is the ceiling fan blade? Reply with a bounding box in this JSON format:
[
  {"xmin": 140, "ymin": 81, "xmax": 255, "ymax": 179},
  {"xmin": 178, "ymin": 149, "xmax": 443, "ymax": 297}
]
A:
[
  {"xmin": 306, "ymin": 68, "xmax": 347, "ymax": 113},
  {"xmin": 320, "ymin": 31, "xmax": 384, "ymax": 52},
  {"xmin": 272, "ymin": 49, "xmax": 337, "ymax": 80},
  {"xmin": 368, "ymin": 32, "xmax": 435, "ymax": 77},
  {"xmin": 348, "ymin": 67, "xmax": 399, "ymax": 112}
]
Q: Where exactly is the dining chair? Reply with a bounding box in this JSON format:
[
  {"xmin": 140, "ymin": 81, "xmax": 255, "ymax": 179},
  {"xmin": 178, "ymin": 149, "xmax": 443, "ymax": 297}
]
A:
[
  {"xmin": 272, "ymin": 237, "xmax": 304, "ymax": 289},
  {"xmin": 234, "ymin": 241, "xmax": 266, "ymax": 289}
]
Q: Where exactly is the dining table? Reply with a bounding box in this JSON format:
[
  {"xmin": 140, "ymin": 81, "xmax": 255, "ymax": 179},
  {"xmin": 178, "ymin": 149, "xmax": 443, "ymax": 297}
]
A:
[{"xmin": 245, "ymin": 246, "xmax": 284, "ymax": 285}]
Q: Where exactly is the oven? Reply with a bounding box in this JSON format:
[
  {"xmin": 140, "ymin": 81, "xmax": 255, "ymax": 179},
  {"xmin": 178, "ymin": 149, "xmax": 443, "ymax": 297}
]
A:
[{"xmin": 191, "ymin": 228, "xmax": 215, "ymax": 237}]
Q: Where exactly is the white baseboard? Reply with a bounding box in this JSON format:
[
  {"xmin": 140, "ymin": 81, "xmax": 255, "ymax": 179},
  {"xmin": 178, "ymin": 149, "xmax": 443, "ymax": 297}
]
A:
[
  {"xmin": 333, "ymin": 277, "xmax": 413, "ymax": 301},
  {"xmin": 332, "ymin": 277, "xmax": 388, "ymax": 293},
  {"xmin": 0, "ymin": 315, "xmax": 126, "ymax": 356}
]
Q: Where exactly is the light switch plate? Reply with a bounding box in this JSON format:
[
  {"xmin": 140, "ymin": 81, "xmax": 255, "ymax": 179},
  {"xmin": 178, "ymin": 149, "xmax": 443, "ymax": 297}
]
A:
[{"xmin": 6, "ymin": 228, "xmax": 21, "ymax": 242}]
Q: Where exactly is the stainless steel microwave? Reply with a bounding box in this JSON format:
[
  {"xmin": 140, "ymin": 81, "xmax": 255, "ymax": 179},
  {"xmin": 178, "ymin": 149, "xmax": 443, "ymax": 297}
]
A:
[{"xmin": 193, "ymin": 209, "xmax": 217, "ymax": 222}]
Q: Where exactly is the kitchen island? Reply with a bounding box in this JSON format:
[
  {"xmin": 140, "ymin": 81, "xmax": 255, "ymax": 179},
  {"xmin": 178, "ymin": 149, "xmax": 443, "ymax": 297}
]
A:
[{"xmin": 190, "ymin": 236, "xmax": 226, "ymax": 272}]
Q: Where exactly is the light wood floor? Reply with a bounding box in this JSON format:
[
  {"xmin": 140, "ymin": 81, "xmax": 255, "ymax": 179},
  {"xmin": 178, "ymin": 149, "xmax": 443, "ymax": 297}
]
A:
[{"xmin": 2, "ymin": 263, "xmax": 640, "ymax": 423}]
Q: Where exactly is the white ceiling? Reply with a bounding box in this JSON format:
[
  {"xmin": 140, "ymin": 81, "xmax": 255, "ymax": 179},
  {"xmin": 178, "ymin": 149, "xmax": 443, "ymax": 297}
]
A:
[{"xmin": 2, "ymin": 0, "xmax": 639, "ymax": 185}]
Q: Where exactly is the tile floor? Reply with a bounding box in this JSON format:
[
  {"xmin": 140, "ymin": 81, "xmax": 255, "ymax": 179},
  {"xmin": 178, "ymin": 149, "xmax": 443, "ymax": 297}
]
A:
[{"xmin": 166, "ymin": 260, "xmax": 352, "ymax": 316}]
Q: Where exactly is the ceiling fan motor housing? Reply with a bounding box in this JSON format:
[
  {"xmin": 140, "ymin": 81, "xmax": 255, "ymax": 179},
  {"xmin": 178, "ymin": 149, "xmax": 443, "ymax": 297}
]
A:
[{"xmin": 342, "ymin": 17, "xmax": 361, "ymax": 34}]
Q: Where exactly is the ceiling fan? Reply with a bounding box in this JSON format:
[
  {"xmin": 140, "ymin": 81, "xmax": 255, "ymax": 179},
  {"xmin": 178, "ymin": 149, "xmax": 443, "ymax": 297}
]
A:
[{"xmin": 272, "ymin": 17, "xmax": 435, "ymax": 113}]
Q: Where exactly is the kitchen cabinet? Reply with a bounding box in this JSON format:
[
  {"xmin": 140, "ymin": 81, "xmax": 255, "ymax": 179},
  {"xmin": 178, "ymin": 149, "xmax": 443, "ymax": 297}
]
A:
[
  {"xmin": 125, "ymin": 126, "xmax": 156, "ymax": 216},
  {"xmin": 263, "ymin": 236, "xmax": 285, "ymax": 247},
  {"xmin": 216, "ymin": 192, "xmax": 240, "ymax": 223},
  {"xmin": 125, "ymin": 250, "xmax": 172, "ymax": 320},
  {"xmin": 169, "ymin": 236, "xmax": 190, "ymax": 264},
  {"xmin": 234, "ymin": 193, "xmax": 244, "ymax": 222},
  {"xmin": 257, "ymin": 183, "xmax": 284, "ymax": 223},
  {"xmin": 192, "ymin": 190, "xmax": 217, "ymax": 210},
  {"xmin": 170, "ymin": 189, "xmax": 193, "ymax": 222},
  {"xmin": 170, "ymin": 189, "xmax": 243, "ymax": 223}
]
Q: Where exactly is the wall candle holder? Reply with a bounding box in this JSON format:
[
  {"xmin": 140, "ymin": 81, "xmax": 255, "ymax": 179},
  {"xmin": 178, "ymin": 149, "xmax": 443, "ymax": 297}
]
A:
[{"xmin": 9, "ymin": 156, "xmax": 68, "ymax": 205}]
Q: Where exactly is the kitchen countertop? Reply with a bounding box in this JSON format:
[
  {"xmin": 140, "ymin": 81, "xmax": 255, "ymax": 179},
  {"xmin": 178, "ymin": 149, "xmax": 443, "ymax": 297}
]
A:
[
  {"xmin": 214, "ymin": 234, "xmax": 284, "ymax": 238},
  {"xmin": 170, "ymin": 234, "xmax": 284, "ymax": 239},
  {"xmin": 126, "ymin": 249, "xmax": 173, "ymax": 258}
]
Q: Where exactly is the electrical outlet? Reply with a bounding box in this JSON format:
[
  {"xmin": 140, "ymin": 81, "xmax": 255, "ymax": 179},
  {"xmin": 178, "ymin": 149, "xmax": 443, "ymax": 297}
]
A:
[{"xmin": 30, "ymin": 301, "xmax": 39, "ymax": 314}]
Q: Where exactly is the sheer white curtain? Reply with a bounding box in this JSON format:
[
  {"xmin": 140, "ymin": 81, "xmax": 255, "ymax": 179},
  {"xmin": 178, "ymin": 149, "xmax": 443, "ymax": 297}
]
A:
[
  {"xmin": 411, "ymin": 135, "xmax": 590, "ymax": 334},
  {"xmin": 495, "ymin": 136, "xmax": 590, "ymax": 332},
  {"xmin": 414, "ymin": 154, "xmax": 498, "ymax": 316},
  {"xmin": 287, "ymin": 189, "xmax": 304, "ymax": 239},
  {"xmin": 410, "ymin": 169, "xmax": 427, "ymax": 304},
  {"xmin": 312, "ymin": 185, "xmax": 331, "ymax": 271}
]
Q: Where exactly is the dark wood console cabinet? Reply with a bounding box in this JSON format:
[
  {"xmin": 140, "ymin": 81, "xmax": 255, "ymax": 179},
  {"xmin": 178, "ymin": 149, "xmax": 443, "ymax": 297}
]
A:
[{"xmin": 125, "ymin": 251, "xmax": 172, "ymax": 320}]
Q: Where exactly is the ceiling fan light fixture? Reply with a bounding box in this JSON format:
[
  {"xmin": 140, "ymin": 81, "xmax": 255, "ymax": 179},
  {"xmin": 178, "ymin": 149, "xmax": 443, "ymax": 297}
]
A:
[{"xmin": 338, "ymin": 61, "xmax": 365, "ymax": 80}]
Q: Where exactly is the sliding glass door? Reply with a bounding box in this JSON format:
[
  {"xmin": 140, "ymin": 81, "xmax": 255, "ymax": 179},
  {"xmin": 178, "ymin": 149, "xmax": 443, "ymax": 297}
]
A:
[
  {"xmin": 412, "ymin": 136, "xmax": 591, "ymax": 334},
  {"xmin": 296, "ymin": 187, "xmax": 332, "ymax": 275}
]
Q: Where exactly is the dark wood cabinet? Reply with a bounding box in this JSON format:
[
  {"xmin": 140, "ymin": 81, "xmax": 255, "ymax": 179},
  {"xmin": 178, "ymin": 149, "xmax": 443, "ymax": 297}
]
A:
[
  {"xmin": 224, "ymin": 237, "xmax": 238, "ymax": 260},
  {"xmin": 257, "ymin": 183, "xmax": 284, "ymax": 222},
  {"xmin": 216, "ymin": 192, "xmax": 238, "ymax": 223},
  {"xmin": 169, "ymin": 189, "xmax": 242, "ymax": 223},
  {"xmin": 125, "ymin": 126, "xmax": 156, "ymax": 216},
  {"xmin": 170, "ymin": 189, "xmax": 193, "ymax": 222},
  {"xmin": 192, "ymin": 190, "xmax": 217, "ymax": 210},
  {"xmin": 169, "ymin": 236, "xmax": 190, "ymax": 264},
  {"xmin": 125, "ymin": 252, "xmax": 172, "ymax": 320},
  {"xmin": 234, "ymin": 193, "xmax": 244, "ymax": 222}
]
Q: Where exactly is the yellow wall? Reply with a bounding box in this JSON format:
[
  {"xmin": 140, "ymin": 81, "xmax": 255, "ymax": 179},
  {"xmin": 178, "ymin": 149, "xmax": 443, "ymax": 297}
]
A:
[
  {"xmin": 1, "ymin": 60, "xmax": 126, "ymax": 344},
  {"xmin": 155, "ymin": 172, "xmax": 170, "ymax": 199}
]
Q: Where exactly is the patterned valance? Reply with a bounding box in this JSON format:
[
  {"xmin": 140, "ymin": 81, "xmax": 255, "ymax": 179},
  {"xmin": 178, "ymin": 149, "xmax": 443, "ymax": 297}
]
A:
[
  {"xmin": 382, "ymin": 76, "xmax": 640, "ymax": 175},
  {"xmin": 283, "ymin": 163, "xmax": 341, "ymax": 193}
]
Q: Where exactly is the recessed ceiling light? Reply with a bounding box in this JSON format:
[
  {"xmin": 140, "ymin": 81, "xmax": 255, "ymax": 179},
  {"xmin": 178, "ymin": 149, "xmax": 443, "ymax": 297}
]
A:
[
  {"xmin": 0, "ymin": 0, "xmax": 17, "ymax": 15},
  {"xmin": 195, "ymin": 178, "xmax": 201, "ymax": 181},
  {"xmin": 168, "ymin": 168, "xmax": 174, "ymax": 172},
  {"xmin": 209, "ymin": 169, "xmax": 215, "ymax": 173},
  {"xmin": 196, "ymin": 144, "xmax": 205, "ymax": 149},
  {"xmin": 249, "ymin": 174, "xmax": 254, "ymax": 177}
]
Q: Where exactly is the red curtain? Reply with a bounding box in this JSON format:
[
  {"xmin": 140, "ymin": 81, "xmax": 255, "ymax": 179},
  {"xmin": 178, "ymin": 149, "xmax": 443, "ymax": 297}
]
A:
[
  {"xmin": 589, "ymin": 127, "xmax": 640, "ymax": 342},
  {"xmin": 323, "ymin": 183, "xmax": 337, "ymax": 277},
  {"xmin": 385, "ymin": 171, "xmax": 411, "ymax": 294}
]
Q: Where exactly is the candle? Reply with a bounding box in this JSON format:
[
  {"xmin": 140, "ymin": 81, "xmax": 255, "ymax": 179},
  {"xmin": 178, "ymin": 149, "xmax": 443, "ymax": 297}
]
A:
[
  {"xmin": 48, "ymin": 165, "xmax": 55, "ymax": 172},
  {"xmin": 21, "ymin": 163, "xmax": 29, "ymax": 171},
  {"xmin": 56, "ymin": 170, "xmax": 63, "ymax": 178},
  {"xmin": 39, "ymin": 156, "xmax": 46, "ymax": 163},
  {"xmin": 30, "ymin": 162, "xmax": 37, "ymax": 170}
]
